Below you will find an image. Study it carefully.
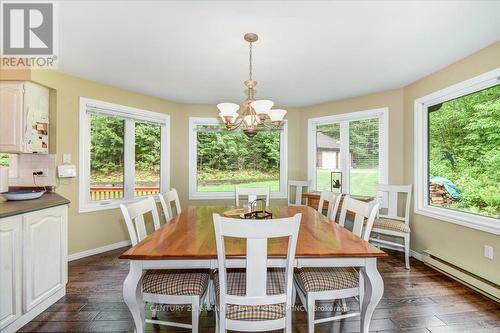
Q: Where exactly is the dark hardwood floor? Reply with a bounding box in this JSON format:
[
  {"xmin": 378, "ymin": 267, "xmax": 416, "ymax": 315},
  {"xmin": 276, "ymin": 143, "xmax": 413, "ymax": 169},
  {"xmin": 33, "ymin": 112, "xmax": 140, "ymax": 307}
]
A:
[{"xmin": 20, "ymin": 248, "xmax": 499, "ymax": 333}]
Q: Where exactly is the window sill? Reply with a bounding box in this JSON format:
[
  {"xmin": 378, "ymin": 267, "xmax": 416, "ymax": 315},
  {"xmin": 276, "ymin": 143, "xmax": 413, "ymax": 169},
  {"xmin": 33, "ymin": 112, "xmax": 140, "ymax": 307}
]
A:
[
  {"xmin": 189, "ymin": 192, "xmax": 287, "ymax": 201},
  {"xmin": 415, "ymin": 205, "xmax": 500, "ymax": 235},
  {"xmin": 79, "ymin": 196, "xmax": 161, "ymax": 213}
]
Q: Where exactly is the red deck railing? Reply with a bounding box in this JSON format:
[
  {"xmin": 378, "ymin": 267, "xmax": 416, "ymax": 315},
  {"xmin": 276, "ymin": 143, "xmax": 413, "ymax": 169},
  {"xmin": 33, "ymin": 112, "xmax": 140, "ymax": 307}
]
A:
[{"xmin": 90, "ymin": 186, "xmax": 160, "ymax": 201}]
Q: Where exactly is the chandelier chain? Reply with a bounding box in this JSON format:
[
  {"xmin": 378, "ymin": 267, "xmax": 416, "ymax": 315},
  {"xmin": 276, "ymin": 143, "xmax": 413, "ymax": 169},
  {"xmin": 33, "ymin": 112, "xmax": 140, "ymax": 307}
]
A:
[{"xmin": 249, "ymin": 42, "xmax": 253, "ymax": 80}]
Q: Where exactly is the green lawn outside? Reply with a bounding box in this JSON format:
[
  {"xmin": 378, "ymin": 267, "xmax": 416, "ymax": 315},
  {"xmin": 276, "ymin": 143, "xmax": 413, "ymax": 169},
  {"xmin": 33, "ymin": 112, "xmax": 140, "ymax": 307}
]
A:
[
  {"xmin": 316, "ymin": 168, "xmax": 378, "ymax": 196},
  {"xmin": 197, "ymin": 169, "xmax": 280, "ymax": 192},
  {"xmin": 197, "ymin": 168, "xmax": 379, "ymax": 196},
  {"xmin": 198, "ymin": 180, "xmax": 280, "ymax": 192}
]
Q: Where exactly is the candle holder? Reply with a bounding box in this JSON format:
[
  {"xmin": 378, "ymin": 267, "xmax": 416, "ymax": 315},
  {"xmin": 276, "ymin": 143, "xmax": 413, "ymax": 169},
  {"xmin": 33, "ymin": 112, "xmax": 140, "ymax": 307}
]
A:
[{"xmin": 243, "ymin": 198, "xmax": 273, "ymax": 219}]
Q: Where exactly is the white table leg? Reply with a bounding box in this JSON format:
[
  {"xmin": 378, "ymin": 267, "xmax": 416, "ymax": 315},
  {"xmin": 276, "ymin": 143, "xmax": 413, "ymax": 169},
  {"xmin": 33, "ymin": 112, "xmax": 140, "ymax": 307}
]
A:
[
  {"xmin": 124, "ymin": 261, "xmax": 145, "ymax": 333},
  {"xmin": 360, "ymin": 258, "xmax": 383, "ymax": 333}
]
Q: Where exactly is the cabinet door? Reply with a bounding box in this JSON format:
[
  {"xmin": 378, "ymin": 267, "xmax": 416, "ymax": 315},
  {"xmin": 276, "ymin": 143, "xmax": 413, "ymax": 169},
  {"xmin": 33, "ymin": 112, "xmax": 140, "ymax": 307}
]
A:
[
  {"xmin": 0, "ymin": 216, "xmax": 22, "ymax": 330},
  {"xmin": 23, "ymin": 205, "xmax": 68, "ymax": 311},
  {"xmin": 23, "ymin": 81, "xmax": 49, "ymax": 153},
  {"xmin": 0, "ymin": 82, "xmax": 24, "ymax": 153}
]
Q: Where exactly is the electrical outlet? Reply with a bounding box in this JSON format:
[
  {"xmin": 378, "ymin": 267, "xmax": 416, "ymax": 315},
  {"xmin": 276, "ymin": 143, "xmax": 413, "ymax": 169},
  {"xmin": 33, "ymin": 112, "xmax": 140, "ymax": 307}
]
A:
[
  {"xmin": 484, "ymin": 245, "xmax": 493, "ymax": 260},
  {"xmin": 63, "ymin": 154, "xmax": 71, "ymax": 164},
  {"xmin": 33, "ymin": 168, "xmax": 49, "ymax": 177}
]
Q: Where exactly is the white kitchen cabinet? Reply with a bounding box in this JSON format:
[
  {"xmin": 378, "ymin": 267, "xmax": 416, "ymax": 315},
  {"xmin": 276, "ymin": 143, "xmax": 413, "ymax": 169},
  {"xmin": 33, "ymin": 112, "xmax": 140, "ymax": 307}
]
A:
[
  {"xmin": 0, "ymin": 204, "xmax": 68, "ymax": 333},
  {"xmin": 0, "ymin": 81, "xmax": 49, "ymax": 154},
  {"xmin": 0, "ymin": 82, "xmax": 24, "ymax": 153},
  {"xmin": 0, "ymin": 216, "xmax": 22, "ymax": 330},
  {"xmin": 23, "ymin": 205, "xmax": 68, "ymax": 311}
]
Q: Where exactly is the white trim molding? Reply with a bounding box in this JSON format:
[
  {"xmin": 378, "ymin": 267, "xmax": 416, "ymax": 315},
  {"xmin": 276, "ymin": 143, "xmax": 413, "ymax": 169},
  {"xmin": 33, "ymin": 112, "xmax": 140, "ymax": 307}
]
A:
[
  {"xmin": 68, "ymin": 240, "xmax": 132, "ymax": 262},
  {"xmin": 413, "ymin": 67, "xmax": 500, "ymax": 235},
  {"xmin": 307, "ymin": 107, "xmax": 389, "ymax": 194},
  {"xmin": 79, "ymin": 97, "xmax": 170, "ymax": 213},
  {"xmin": 188, "ymin": 117, "xmax": 288, "ymax": 200}
]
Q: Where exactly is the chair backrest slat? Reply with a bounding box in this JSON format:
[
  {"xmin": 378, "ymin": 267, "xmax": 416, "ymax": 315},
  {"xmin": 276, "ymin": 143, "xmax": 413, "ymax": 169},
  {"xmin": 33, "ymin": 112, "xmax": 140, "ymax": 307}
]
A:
[
  {"xmin": 246, "ymin": 238, "xmax": 268, "ymax": 296},
  {"xmin": 387, "ymin": 191, "xmax": 398, "ymax": 217},
  {"xmin": 158, "ymin": 188, "xmax": 182, "ymax": 222},
  {"xmin": 120, "ymin": 196, "xmax": 161, "ymax": 246},
  {"xmin": 235, "ymin": 186, "xmax": 270, "ymax": 207},
  {"xmin": 338, "ymin": 195, "xmax": 380, "ymax": 241},
  {"xmin": 376, "ymin": 184, "xmax": 412, "ymax": 225},
  {"xmin": 318, "ymin": 190, "xmax": 342, "ymax": 222},
  {"xmin": 287, "ymin": 180, "xmax": 309, "ymax": 206},
  {"xmin": 213, "ymin": 213, "xmax": 301, "ymax": 318}
]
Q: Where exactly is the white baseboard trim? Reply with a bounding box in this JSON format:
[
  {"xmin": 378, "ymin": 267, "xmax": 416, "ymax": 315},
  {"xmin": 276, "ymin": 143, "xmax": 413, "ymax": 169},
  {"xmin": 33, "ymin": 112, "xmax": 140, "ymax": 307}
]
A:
[
  {"xmin": 68, "ymin": 240, "xmax": 132, "ymax": 261},
  {"xmin": 410, "ymin": 249, "xmax": 424, "ymax": 261},
  {"xmin": 371, "ymin": 241, "xmax": 424, "ymax": 262}
]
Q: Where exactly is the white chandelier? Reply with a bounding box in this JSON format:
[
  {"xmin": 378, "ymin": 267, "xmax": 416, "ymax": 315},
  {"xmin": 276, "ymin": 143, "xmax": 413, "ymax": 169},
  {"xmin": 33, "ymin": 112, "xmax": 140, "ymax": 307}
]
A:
[{"xmin": 217, "ymin": 33, "xmax": 287, "ymax": 138}]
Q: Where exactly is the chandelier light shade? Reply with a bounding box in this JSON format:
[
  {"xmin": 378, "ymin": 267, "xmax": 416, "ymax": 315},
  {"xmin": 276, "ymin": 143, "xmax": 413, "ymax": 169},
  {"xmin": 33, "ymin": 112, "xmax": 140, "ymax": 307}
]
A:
[
  {"xmin": 217, "ymin": 102, "xmax": 239, "ymax": 124},
  {"xmin": 268, "ymin": 109, "xmax": 287, "ymax": 123},
  {"xmin": 217, "ymin": 102, "xmax": 240, "ymax": 116},
  {"xmin": 251, "ymin": 99, "xmax": 274, "ymax": 115},
  {"xmin": 216, "ymin": 33, "xmax": 287, "ymax": 138}
]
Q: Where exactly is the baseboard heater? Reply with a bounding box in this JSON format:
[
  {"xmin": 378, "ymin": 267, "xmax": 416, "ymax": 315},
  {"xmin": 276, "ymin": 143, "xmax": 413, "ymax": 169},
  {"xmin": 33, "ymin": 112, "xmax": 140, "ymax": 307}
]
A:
[{"xmin": 422, "ymin": 250, "xmax": 499, "ymax": 302}]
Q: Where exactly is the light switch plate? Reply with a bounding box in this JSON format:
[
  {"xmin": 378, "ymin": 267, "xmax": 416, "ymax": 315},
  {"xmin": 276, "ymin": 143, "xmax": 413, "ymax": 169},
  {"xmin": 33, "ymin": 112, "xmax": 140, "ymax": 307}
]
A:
[
  {"xmin": 63, "ymin": 154, "xmax": 71, "ymax": 164},
  {"xmin": 484, "ymin": 245, "xmax": 493, "ymax": 260}
]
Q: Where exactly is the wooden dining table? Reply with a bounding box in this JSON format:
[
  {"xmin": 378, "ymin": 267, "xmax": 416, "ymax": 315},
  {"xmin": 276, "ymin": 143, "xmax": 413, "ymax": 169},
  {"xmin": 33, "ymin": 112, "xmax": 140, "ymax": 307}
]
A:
[{"xmin": 120, "ymin": 205, "xmax": 387, "ymax": 333}]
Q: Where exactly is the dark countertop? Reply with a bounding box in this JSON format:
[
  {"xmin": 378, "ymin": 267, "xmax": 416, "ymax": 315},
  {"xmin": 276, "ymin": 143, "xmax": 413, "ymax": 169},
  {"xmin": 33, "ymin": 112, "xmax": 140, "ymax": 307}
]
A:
[{"xmin": 0, "ymin": 192, "xmax": 70, "ymax": 219}]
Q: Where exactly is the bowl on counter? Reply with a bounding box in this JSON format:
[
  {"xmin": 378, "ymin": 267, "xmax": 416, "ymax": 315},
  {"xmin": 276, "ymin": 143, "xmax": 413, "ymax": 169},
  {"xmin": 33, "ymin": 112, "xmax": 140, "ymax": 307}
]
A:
[{"xmin": 1, "ymin": 190, "xmax": 45, "ymax": 201}]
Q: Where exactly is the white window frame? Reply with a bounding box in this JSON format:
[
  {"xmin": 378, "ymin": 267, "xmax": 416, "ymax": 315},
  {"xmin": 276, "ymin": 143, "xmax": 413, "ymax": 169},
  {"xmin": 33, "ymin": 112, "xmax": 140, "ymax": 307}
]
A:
[
  {"xmin": 188, "ymin": 117, "xmax": 288, "ymax": 200},
  {"xmin": 307, "ymin": 107, "xmax": 389, "ymax": 195},
  {"xmin": 414, "ymin": 68, "xmax": 500, "ymax": 235},
  {"xmin": 79, "ymin": 97, "xmax": 170, "ymax": 213}
]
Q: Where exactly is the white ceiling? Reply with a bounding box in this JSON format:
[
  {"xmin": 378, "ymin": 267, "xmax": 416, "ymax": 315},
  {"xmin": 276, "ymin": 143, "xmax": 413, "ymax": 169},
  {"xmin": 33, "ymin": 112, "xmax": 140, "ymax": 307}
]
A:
[{"xmin": 58, "ymin": 1, "xmax": 500, "ymax": 107}]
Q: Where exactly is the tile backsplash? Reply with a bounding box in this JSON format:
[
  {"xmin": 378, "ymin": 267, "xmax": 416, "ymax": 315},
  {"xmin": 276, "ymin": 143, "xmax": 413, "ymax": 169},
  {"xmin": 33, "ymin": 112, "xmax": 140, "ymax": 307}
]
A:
[{"xmin": 8, "ymin": 154, "xmax": 56, "ymax": 187}]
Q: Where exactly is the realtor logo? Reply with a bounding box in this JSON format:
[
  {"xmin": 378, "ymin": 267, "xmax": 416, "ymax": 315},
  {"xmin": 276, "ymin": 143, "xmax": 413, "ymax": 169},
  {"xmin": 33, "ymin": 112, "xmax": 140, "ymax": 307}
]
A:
[{"xmin": 1, "ymin": 1, "xmax": 58, "ymax": 68}]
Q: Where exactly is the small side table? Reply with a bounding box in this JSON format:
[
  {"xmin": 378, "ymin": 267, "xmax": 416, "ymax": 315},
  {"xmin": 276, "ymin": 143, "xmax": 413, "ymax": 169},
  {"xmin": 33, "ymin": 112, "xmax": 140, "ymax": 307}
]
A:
[{"xmin": 302, "ymin": 191, "xmax": 373, "ymax": 215}]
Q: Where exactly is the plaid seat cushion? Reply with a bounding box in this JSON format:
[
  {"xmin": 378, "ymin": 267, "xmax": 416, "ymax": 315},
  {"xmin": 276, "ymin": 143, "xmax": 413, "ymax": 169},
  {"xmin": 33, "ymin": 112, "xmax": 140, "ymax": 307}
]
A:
[
  {"xmin": 214, "ymin": 268, "xmax": 286, "ymax": 321},
  {"xmin": 142, "ymin": 269, "xmax": 209, "ymax": 296},
  {"xmin": 373, "ymin": 218, "xmax": 410, "ymax": 233},
  {"xmin": 294, "ymin": 267, "xmax": 358, "ymax": 292}
]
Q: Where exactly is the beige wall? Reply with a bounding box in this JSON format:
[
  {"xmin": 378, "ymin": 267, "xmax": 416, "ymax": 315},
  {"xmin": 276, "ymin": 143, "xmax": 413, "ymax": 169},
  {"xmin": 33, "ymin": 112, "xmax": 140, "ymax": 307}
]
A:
[
  {"xmin": 403, "ymin": 42, "xmax": 500, "ymax": 284},
  {"xmin": 30, "ymin": 70, "xmax": 179, "ymax": 254}
]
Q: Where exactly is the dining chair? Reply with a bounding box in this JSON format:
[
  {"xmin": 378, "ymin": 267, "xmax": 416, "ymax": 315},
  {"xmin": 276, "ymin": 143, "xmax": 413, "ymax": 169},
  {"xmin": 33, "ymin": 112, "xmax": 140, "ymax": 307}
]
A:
[
  {"xmin": 212, "ymin": 213, "xmax": 301, "ymax": 333},
  {"xmin": 235, "ymin": 186, "xmax": 270, "ymax": 207},
  {"xmin": 370, "ymin": 184, "xmax": 412, "ymax": 269},
  {"xmin": 317, "ymin": 190, "xmax": 342, "ymax": 222},
  {"xmin": 120, "ymin": 196, "xmax": 209, "ymax": 333},
  {"xmin": 294, "ymin": 196, "xmax": 380, "ymax": 333},
  {"xmin": 158, "ymin": 188, "xmax": 182, "ymax": 222},
  {"xmin": 287, "ymin": 180, "xmax": 310, "ymax": 206}
]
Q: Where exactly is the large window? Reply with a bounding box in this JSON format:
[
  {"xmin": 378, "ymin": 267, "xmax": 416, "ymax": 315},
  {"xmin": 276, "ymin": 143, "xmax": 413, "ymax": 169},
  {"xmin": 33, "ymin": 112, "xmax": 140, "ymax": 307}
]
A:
[
  {"xmin": 308, "ymin": 108, "xmax": 388, "ymax": 198},
  {"xmin": 414, "ymin": 68, "xmax": 500, "ymax": 234},
  {"xmin": 189, "ymin": 117, "xmax": 287, "ymax": 200},
  {"xmin": 79, "ymin": 98, "xmax": 170, "ymax": 212}
]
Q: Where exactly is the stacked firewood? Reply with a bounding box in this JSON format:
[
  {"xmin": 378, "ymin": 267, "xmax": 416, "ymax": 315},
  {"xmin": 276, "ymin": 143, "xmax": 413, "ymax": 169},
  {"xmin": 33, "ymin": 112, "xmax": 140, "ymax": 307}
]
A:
[{"xmin": 429, "ymin": 181, "xmax": 453, "ymax": 206}]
